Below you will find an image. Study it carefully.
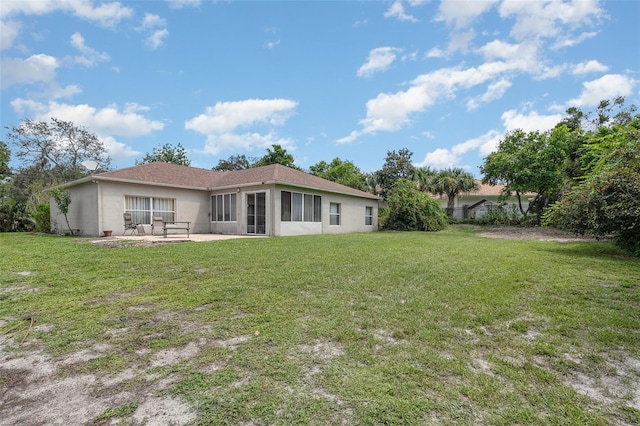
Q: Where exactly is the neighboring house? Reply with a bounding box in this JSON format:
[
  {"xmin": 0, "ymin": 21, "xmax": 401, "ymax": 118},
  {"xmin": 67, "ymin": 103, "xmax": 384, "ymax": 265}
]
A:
[
  {"xmin": 434, "ymin": 181, "xmax": 536, "ymax": 220},
  {"xmin": 50, "ymin": 162, "xmax": 381, "ymax": 237}
]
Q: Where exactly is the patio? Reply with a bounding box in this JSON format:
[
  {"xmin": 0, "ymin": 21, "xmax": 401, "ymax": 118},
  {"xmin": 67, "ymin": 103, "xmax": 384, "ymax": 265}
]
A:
[{"xmin": 110, "ymin": 233, "xmax": 264, "ymax": 243}]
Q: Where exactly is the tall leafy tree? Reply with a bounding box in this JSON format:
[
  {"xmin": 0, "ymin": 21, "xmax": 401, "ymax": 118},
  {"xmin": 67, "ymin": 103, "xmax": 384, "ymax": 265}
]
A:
[
  {"xmin": 544, "ymin": 115, "xmax": 640, "ymax": 255},
  {"xmin": 7, "ymin": 118, "xmax": 111, "ymax": 184},
  {"xmin": 414, "ymin": 167, "xmax": 437, "ymax": 193},
  {"xmin": 136, "ymin": 143, "xmax": 191, "ymax": 166},
  {"xmin": 430, "ymin": 168, "xmax": 479, "ymax": 217},
  {"xmin": 309, "ymin": 158, "xmax": 369, "ymax": 191},
  {"xmin": 480, "ymin": 127, "xmax": 570, "ymax": 217},
  {"xmin": 374, "ymin": 148, "xmax": 416, "ymax": 197},
  {"xmin": 0, "ymin": 141, "xmax": 10, "ymax": 179},
  {"xmin": 253, "ymin": 144, "xmax": 301, "ymax": 170},
  {"xmin": 212, "ymin": 154, "xmax": 252, "ymax": 171},
  {"xmin": 4, "ymin": 119, "xmax": 110, "ymax": 232}
]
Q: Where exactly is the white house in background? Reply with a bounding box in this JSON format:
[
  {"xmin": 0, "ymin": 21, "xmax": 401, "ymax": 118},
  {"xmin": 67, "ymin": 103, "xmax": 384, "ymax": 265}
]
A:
[
  {"xmin": 50, "ymin": 162, "xmax": 381, "ymax": 237},
  {"xmin": 434, "ymin": 180, "xmax": 536, "ymax": 220}
]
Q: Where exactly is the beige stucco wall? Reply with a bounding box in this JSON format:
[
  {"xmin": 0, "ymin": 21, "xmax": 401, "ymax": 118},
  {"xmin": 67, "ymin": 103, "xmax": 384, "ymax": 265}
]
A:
[
  {"xmin": 53, "ymin": 180, "xmax": 379, "ymax": 237},
  {"xmin": 210, "ymin": 185, "xmax": 378, "ymax": 237},
  {"xmin": 108, "ymin": 181, "xmax": 210, "ymax": 235},
  {"xmin": 50, "ymin": 181, "xmax": 99, "ymax": 235},
  {"xmin": 53, "ymin": 180, "xmax": 211, "ymax": 236},
  {"xmin": 210, "ymin": 184, "xmax": 274, "ymax": 235},
  {"xmin": 273, "ymin": 185, "xmax": 378, "ymax": 236}
]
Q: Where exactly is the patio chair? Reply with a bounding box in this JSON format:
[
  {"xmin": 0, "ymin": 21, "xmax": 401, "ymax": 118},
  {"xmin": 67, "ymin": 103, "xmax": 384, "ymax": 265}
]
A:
[
  {"xmin": 152, "ymin": 216, "xmax": 164, "ymax": 236},
  {"xmin": 123, "ymin": 212, "xmax": 138, "ymax": 235}
]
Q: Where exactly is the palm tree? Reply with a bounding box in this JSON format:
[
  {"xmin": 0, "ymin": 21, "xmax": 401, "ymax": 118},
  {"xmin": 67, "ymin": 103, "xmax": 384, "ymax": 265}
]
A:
[
  {"xmin": 431, "ymin": 168, "xmax": 479, "ymax": 217},
  {"xmin": 413, "ymin": 167, "xmax": 437, "ymax": 193}
]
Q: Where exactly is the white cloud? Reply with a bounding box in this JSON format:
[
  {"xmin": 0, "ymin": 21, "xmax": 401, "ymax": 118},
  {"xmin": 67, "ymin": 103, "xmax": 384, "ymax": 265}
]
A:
[
  {"xmin": 384, "ymin": 1, "xmax": 419, "ymax": 23},
  {"xmin": 185, "ymin": 98, "xmax": 298, "ymax": 154},
  {"xmin": 9, "ymin": 99, "xmax": 163, "ymax": 160},
  {"xmin": 70, "ymin": 32, "xmax": 110, "ymax": 66},
  {"xmin": 467, "ymin": 78, "xmax": 512, "ymax": 110},
  {"xmin": 448, "ymin": 31, "xmax": 475, "ymax": 53},
  {"xmin": 456, "ymin": 130, "xmax": 503, "ymax": 157},
  {"xmin": 1, "ymin": 20, "xmax": 21, "ymax": 50},
  {"xmin": 357, "ymin": 47, "xmax": 401, "ymax": 78},
  {"xmin": 99, "ymin": 135, "xmax": 141, "ymax": 161},
  {"xmin": 426, "ymin": 47, "xmax": 448, "ymax": 59},
  {"xmin": 200, "ymin": 132, "xmax": 295, "ymax": 156},
  {"xmin": 146, "ymin": 29, "xmax": 169, "ymax": 50},
  {"xmin": 567, "ymin": 74, "xmax": 637, "ymax": 107},
  {"xmin": 137, "ymin": 13, "xmax": 169, "ymax": 50},
  {"xmin": 0, "ymin": 54, "xmax": 58, "ymax": 88},
  {"xmin": 499, "ymin": 0, "xmax": 603, "ymax": 41},
  {"xmin": 437, "ymin": 0, "xmax": 498, "ymax": 29},
  {"xmin": 11, "ymin": 99, "xmax": 165, "ymax": 137},
  {"xmin": 416, "ymin": 148, "xmax": 459, "ymax": 169},
  {"xmin": 501, "ymin": 109, "xmax": 563, "ymax": 132},
  {"xmin": 402, "ymin": 51, "xmax": 418, "ymax": 62},
  {"xmin": 166, "ymin": 0, "xmax": 201, "ymax": 9},
  {"xmin": 336, "ymin": 130, "xmax": 361, "ymax": 145},
  {"xmin": 572, "ymin": 59, "xmax": 608, "ymax": 75},
  {"xmin": 341, "ymin": 57, "xmax": 538, "ymax": 142},
  {"xmin": 0, "ymin": 0, "xmax": 134, "ymax": 28},
  {"xmin": 552, "ymin": 31, "xmax": 598, "ymax": 49},
  {"xmin": 140, "ymin": 13, "xmax": 166, "ymax": 30},
  {"xmin": 416, "ymin": 129, "xmax": 502, "ymax": 169}
]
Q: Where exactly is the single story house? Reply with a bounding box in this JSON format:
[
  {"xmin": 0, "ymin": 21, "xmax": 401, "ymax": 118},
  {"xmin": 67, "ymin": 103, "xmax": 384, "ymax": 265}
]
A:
[
  {"xmin": 434, "ymin": 180, "xmax": 536, "ymax": 220},
  {"xmin": 50, "ymin": 162, "xmax": 381, "ymax": 237}
]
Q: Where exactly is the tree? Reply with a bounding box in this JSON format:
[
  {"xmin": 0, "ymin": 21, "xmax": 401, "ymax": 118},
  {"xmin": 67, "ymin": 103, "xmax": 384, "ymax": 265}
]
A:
[
  {"xmin": 414, "ymin": 167, "xmax": 437, "ymax": 193},
  {"xmin": 383, "ymin": 179, "xmax": 448, "ymax": 231},
  {"xmin": 430, "ymin": 168, "xmax": 479, "ymax": 217},
  {"xmin": 480, "ymin": 127, "xmax": 570, "ymax": 218},
  {"xmin": 0, "ymin": 141, "xmax": 10, "ymax": 179},
  {"xmin": 7, "ymin": 118, "xmax": 111, "ymax": 184},
  {"xmin": 544, "ymin": 115, "xmax": 640, "ymax": 255},
  {"xmin": 253, "ymin": 144, "xmax": 301, "ymax": 170},
  {"xmin": 51, "ymin": 188, "xmax": 73, "ymax": 235},
  {"xmin": 374, "ymin": 148, "xmax": 416, "ymax": 197},
  {"xmin": 3, "ymin": 119, "xmax": 110, "ymax": 232},
  {"xmin": 212, "ymin": 154, "xmax": 252, "ymax": 171},
  {"xmin": 309, "ymin": 158, "xmax": 369, "ymax": 192},
  {"xmin": 136, "ymin": 143, "xmax": 191, "ymax": 166}
]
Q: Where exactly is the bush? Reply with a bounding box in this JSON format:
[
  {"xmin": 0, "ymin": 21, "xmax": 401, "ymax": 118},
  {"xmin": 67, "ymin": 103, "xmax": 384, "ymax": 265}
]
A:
[
  {"xmin": 475, "ymin": 204, "xmax": 527, "ymax": 226},
  {"xmin": 32, "ymin": 203, "xmax": 50, "ymax": 232},
  {"xmin": 544, "ymin": 116, "xmax": 640, "ymax": 255},
  {"xmin": 384, "ymin": 179, "xmax": 448, "ymax": 231}
]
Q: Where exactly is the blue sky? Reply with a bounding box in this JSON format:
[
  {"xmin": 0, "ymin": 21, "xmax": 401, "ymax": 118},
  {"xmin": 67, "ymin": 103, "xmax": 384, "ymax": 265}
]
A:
[{"xmin": 1, "ymin": 0, "xmax": 638, "ymax": 176}]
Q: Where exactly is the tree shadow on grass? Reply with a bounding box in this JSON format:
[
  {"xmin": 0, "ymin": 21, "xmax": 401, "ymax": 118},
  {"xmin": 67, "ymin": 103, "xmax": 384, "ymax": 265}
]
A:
[{"xmin": 534, "ymin": 240, "xmax": 639, "ymax": 262}]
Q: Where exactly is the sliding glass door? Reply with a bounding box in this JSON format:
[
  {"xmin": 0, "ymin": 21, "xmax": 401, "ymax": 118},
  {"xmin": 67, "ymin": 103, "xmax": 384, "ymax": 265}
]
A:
[{"xmin": 246, "ymin": 192, "xmax": 266, "ymax": 234}]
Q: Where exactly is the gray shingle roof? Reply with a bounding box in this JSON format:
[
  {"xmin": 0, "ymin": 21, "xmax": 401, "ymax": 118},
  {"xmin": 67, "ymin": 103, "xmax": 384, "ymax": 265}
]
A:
[{"xmin": 90, "ymin": 162, "xmax": 379, "ymax": 199}]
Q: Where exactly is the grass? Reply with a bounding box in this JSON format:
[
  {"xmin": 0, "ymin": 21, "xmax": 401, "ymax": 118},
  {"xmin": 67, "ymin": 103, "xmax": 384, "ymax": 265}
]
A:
[{"xmin": 1, "ymin": 226, "xmax": 639, "ymax": 425}]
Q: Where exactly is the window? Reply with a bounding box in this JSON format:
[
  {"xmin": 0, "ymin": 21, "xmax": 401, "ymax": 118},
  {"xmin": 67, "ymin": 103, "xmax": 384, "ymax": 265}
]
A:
[
  {"xmin": 330, "ymin": 203, "xmax": 341, "ymax": 225},
  {"xmin": 292, "ymin": 192, "xmax": 303, "ymax": 221},
  {"xmin": 211, "ymin": 193, "xmax": 237, "ymax": 222},
  {"xmin": 125, "ymin": 196, "xmax": 175, "ymax": 224},
  {"xmin": 281, "ymin": 191, "xmax": 321, "ymax": 222},
  {"xmin": 365, "ymin": 206, "xmax": 373, "ymax": 226}
]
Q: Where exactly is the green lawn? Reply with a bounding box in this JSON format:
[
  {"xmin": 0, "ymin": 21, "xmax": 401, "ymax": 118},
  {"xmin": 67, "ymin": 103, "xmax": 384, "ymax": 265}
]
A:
[{"xmin": 1, "ymin": 227, "xmax": 639, "ymax": 425}]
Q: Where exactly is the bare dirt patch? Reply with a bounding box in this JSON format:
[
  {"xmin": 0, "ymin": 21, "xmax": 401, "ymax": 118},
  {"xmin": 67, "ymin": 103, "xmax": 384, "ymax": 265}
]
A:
[
  {"xmin": 476, "ymin": 226, "xmax": 604, "ymax": 242},
  {"xmin": 0, "ymin": 328, "xmax": 219, "ymax": 425}
]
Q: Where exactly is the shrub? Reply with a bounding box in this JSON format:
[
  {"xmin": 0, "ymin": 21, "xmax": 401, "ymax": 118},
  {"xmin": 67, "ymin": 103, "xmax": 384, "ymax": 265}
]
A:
[
  {"xmin": 32, "ymin": 203, "xmax": 50, "ymax": 232},
  {"xmin": 384, "ymin": 179, "xmax": 448, "ymax": 231}
]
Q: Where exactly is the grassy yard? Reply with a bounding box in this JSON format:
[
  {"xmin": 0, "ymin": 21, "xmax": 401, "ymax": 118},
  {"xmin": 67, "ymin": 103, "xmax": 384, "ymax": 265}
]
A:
[{"xmin": 1, "ymin": 227, "xmax": 639, "ymax": 425}]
